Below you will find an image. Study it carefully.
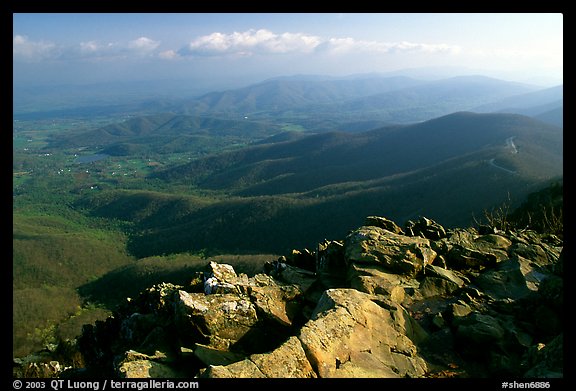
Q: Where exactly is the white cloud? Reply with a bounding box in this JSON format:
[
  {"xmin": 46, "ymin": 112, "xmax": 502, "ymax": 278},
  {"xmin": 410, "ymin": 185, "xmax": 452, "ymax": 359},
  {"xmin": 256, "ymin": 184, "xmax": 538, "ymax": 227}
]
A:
[
  {"xmin": 128, "ymin": 37, "xmax": 161, "ymax": 52},
  {"xmin": 13, "ymin": 35, "xmax": 59, "ymax": 61},
  {"xmin": 14, "ymin": 35, "xmax": 162, "ymax": 62},
  {"xmin": 180, "ymin": 29, "xmax": 322, "ymax": 56},
  {"xmin": 179, "ymin": 29, "xmax": 460, "ymax": 58},
  {"xmin": 321, "ymin": 37, "xmax": 461, "ymax": 55},
  {"xmin": 14, "ymin": 30, "xmax": 460, "ymax": 64},
  {"xmin": 158, "ymin": 49, "xmax": 179, "ymax": 60}
]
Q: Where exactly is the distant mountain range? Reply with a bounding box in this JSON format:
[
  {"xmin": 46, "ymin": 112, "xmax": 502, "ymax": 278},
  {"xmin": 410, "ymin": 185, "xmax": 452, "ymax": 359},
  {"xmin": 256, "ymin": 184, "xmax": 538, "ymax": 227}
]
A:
[
  {"xmin": 177, "ymin": 75, "xmax": 547, "ymax": 127},
  {"xmin": 30, "ymin": 74, "xmax": 562, "ymax": 131}
]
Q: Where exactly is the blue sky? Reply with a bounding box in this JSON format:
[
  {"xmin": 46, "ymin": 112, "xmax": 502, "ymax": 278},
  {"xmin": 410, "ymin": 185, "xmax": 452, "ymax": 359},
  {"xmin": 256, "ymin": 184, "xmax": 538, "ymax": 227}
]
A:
[{"xmin": 13, "ymin": 13, "xmax": 563, "ymax": 87}]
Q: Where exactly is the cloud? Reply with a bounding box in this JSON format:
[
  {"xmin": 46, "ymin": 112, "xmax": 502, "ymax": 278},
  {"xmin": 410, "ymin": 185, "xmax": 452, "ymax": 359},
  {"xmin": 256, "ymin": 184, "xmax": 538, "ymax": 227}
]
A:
[
  {"xmin": 14, "ymin": 35, "xmax": 162, "ymax": 62},
  {"xmin": 320, "ymin": 38, "xmax": 461, "ymax": 55},
  {"xmin": 128, "ymin": 37, "xmax": 161, "ymax": 52},
  {"xmin": 14, "ymin": 30, "xmax": 460, "ymax": 64},
  {"xmin": 179, "ymin": 29, "xmax": 322, "ymax": 56},
  {"xmin": 179, "ymin": 29, "xmax": 460, "ymax": 58},
  {"xmin": 13, "ymin": 35, "xmax": 59, "ymax": 60},
  {"xmin": 76, "ymin": 37, "xmax": 161, "ymax": 60},
  {"xmin": 159, "ymin": 49, "xmax": 179, "ymax": 60}
]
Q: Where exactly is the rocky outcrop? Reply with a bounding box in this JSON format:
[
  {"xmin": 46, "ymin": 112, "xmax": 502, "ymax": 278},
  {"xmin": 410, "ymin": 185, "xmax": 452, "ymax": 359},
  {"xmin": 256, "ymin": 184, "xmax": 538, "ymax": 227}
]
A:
[{"xmin": 15, "ymin": 215, "xmax": 563, "ymax": 379}]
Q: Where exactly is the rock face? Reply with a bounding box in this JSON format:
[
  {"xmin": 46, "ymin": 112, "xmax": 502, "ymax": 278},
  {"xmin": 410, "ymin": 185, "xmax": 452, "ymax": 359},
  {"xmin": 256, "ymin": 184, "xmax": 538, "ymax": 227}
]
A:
[
  {"xmin": 15, "ymin": 216, "xmax": 563, "ymax": 379},
  {"xmin": 298, "ymin": 289, "xmax": 428, "ymax": 378}
]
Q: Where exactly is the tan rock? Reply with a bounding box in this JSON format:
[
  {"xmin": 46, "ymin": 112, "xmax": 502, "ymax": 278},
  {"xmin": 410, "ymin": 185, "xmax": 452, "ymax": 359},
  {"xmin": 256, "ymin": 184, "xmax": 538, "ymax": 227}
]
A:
[
  {"xmin": 298, "ymin": 289, "xmax": 428, "ymax": 378},
  {"xmin": 345, "ymin": 226, "xmax": 436, "ymax": 276}
]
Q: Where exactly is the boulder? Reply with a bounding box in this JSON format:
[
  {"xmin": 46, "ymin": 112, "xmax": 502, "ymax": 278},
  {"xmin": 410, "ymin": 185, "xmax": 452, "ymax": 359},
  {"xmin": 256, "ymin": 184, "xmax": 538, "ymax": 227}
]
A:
[
  {"xmin": 417, "ymin": 277, "xmax": 460, "ymax": 299},
  {"xmin": 435, "ymin": 229, "xmax": 511, "ymax": 271},
  {"xmin": 347, "ymin": 263, "xmax": 412, "ymax": 303},
  {"xmin": 298, "ymin": 289, "xmax": 428, "ymax": 378},
  {"xmin": 200, "ymin": 359, "xmax": 265, "ymax": 378},
  {"xmin": 115, "ymin": 350, "xmax": 183, "ymax": 378},
  {"xmin": 202, "ymin": 336, "xmax": 317, "ymax": 378},
  {"xmin": 424, "ymin": 264, "xmax": 467, "ymax": 287},
  {"xmin": 405, "ymin": 216, "xmax": 447, "ymax": 240},
  {"xmin": 286, "ymin": 248, "xmax": 316, "ymax": 271},
  {"xmin": 274, "ymin": 264, "xmax": 316, "ymax": 293},
  {"xmin": 365, "ymin": 216, "xmax": 404, "ymax": 234},
  {"xmin": 192, "ymin": 343, "xmax": 245, "ymax": 367},
  {"xmin": 454, "ymin": 312, "xmax": 506, "ymax": 355},
  {"xmin": 345, "ymin": 226, "xmax": 436, "ymax": 276},
  {"xmin": 473, "ymin": 259, "xmax": 533, "ymax": 301},
  {"xmin": 174, "ymin": 291, "xmax": 258, "ymax": 350},
  {"xmin": 247, "ymin": 282, "xmax": 302, "ymax": 327},
  {"xmin": 316, "ymin": 239, "xmax": 347, "ymax": 278},
  {"xmin": 508, "ymin": 231, "xmax": 562, "ymax": 267},
  {"xmin": 249, "ymin": 336, "xmax": 317, "ymax": 378}
]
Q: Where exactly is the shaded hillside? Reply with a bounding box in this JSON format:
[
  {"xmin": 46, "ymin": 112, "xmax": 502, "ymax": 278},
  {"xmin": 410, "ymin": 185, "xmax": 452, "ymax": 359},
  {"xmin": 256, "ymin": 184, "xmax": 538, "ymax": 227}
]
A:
[
  {"xmin": 13, "ymin": 212, "xmax": 135, "ymax": 357},
  {"xmin": 154, "ymin": 112, "xmax": 562, "ymax": 195},
  {"xmin": 76, "ymin": 112, "xmax": 563, "ymax": 257}
]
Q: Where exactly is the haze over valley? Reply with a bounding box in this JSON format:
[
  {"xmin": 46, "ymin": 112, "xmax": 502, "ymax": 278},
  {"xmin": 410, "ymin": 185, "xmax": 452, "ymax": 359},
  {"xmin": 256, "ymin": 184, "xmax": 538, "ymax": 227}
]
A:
[{"xmin": 13, "ymin": 13, "xmax": 563, "ymax": 370}]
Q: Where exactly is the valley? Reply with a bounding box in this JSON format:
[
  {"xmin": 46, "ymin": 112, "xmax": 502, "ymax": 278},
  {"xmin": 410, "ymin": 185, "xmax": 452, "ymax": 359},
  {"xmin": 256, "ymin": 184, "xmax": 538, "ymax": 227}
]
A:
[{"xmin": 12, "ymin": 73, "xmax": 563, "ymax": 361}]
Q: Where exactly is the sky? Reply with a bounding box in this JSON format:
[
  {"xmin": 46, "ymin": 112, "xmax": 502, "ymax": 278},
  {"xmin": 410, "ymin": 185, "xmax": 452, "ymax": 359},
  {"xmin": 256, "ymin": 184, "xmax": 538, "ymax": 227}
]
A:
[{"xmin": 13, "ymin": 13, "xmax": 563, "ymax": 89}]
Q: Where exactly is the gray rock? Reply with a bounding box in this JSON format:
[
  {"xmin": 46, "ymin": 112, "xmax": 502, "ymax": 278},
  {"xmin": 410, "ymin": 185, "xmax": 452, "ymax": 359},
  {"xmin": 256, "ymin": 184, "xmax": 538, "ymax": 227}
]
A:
[
  {"xmin": 417, "ymin": 277, "xmax": 460, "ymax": 299},
  {"xmin": 455, "ymin": 312, "xmax": 505, "ymax": 347},
  {"xmin": 437, "ymin": 230, "xmax": 510, "ymax": 270},
  {"xmin": 275, "ymin": 264, "xmax": 316, "ymax": 293},
  {"xmin": 424, "ymin": 264, "xmax": 467, "ymax": 287},
  {"xmin": 473, "ymin": 259, "xmax": 532, "ymax": 301}
]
